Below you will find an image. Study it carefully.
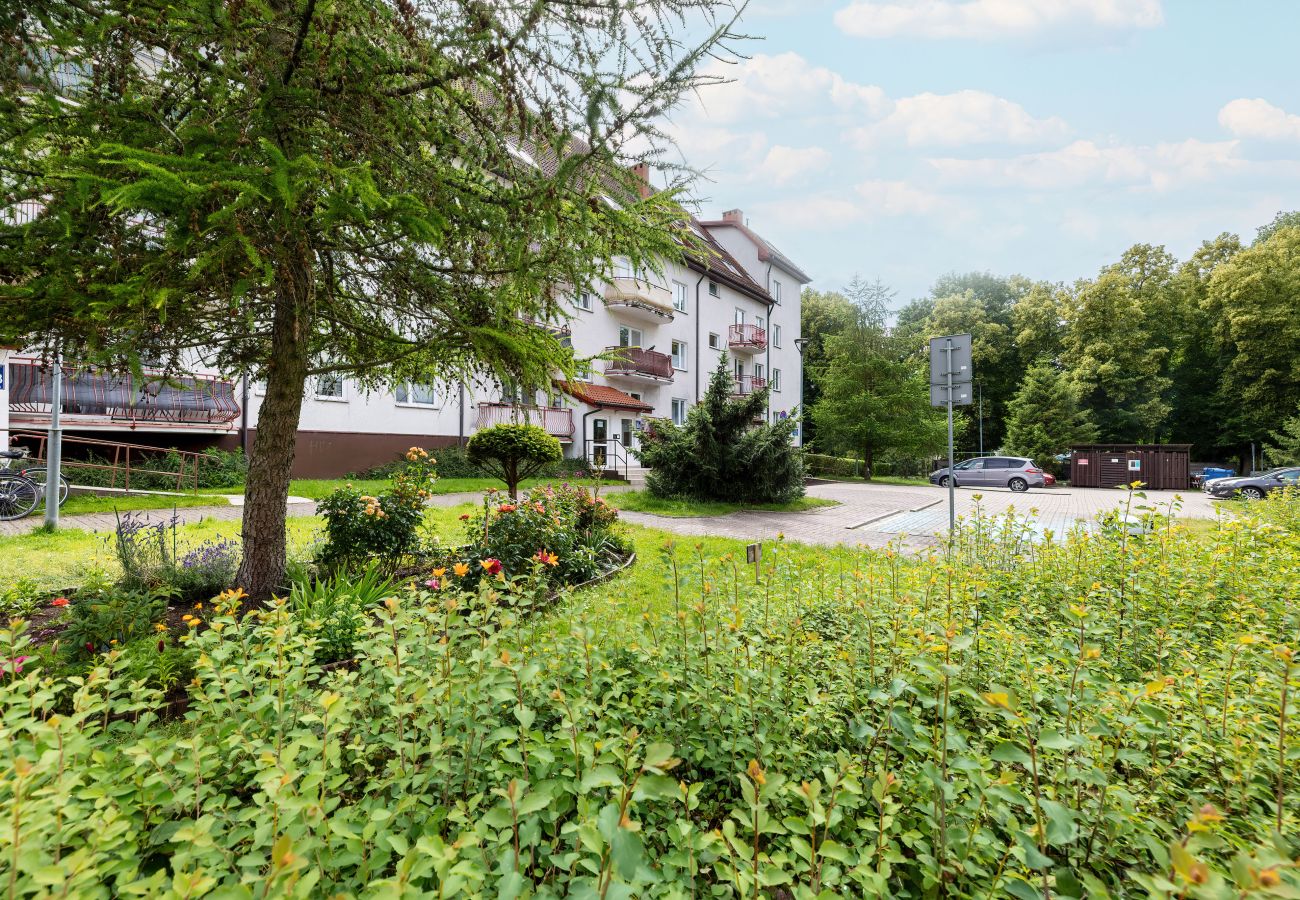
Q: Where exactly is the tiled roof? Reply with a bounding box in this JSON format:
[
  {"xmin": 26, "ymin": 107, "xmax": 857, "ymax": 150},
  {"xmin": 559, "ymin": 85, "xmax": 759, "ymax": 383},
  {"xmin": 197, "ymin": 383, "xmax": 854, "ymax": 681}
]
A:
[
  {"xmin": 697, "ymin": 216, "xmax": 812, "ymax": 284},
  {"xmin": 555, "ymin": 380, "xmax": 653, "ymax": 412},
  {"xmin": 680, "ymin": 219, "xmax": 774, "ymax": 303}
]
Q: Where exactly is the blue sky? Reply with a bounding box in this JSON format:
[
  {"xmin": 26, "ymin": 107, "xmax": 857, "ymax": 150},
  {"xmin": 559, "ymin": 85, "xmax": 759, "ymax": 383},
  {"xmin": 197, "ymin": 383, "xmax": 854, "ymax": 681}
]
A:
[{"xmin": 663, "ymin": 0, "xmax": 1300, "ymax": 301}]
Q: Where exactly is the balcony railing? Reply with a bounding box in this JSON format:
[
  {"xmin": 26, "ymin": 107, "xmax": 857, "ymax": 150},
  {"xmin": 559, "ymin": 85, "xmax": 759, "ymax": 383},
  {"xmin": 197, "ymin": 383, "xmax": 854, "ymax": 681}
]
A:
[
  {"xmin": 604, "ymin": 346, "xmax": 674, "ymax": 382},
  {"xmin": 475, "ymin": 402, "xmax": 574, "ymax": 438},
  {"xmin": 604, "ymin": 277, "xmax": 675, "ymax": 322},
  {"xmin": 732, "ymin": 375, "xmax": 767, "ymax": 396},
  {"xmin": 8, "ymin": 360, "xmax": 240, "ymax": 427},
  {"xmin": 521, "ymin": 316, "xmax": 572, "ymax": 338},
  {"xmin": 728, "ymin": 323, "xmax": 768, "ymax": 354}
]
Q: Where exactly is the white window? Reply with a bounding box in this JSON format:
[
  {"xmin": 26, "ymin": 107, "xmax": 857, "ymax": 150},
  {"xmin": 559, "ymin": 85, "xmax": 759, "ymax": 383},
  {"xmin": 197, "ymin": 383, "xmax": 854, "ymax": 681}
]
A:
[
  {"xmin": 618, "ymin": 326, "xmax": 643, "ymax": 347},
  {"xmin": 671, "ymin": 398, "xmax": 688, "ymax": 425},
  {"xmin": 708, "ymin": 332, "xmax": 720, "ymax": 349},
  {"xmin": 755, "ymin": 315, "xmax": 764, "ymax": 330},
  {"xmin": 734, "ymin": 308, "xmax": 745, "ymax": 325},
  {"xmin": 773, "ymin": 324, "xmax": 782, "ymax": 348},
  {"xmin": 708, "ymin": 281, "xmax": 719, "ymax": 297},
  {"xmin": 734, "ymin": 358, "xmax": 744, "ymax": 378},
  {"xmin": 671, "ymin": 340, "xmax": 687, "ymax": 370},
  {"xmin": 614, "ymin": 257, "xmax": 634, "ymax": 279},
  {"xmin": 773, "ymin": 280, "xmax": 783, "ymax": 304},
  {"xmin": 772, "ymin": 369, "xmax": 782, "ymax": 391},
  {"xmin": 576, "ymin": 291, "xmax": 594, "ymax": 312},
  {"xmin": 754, "ymin": 363, "xmax": 764, "ymax": 381},
  {"xmin": 672, "ymin": 280, "xmax": 688, "ymax": 313},
  {"xmin": 395, "ymin": 382, "xmax": 439, "ymax": 407},
  {"xmin": 629, "ymin": 392, "xmax": 642, "ymax": 402},
  {"xmin": 315, "ymin": 374, "xmax": 345, "ymax": 400}
]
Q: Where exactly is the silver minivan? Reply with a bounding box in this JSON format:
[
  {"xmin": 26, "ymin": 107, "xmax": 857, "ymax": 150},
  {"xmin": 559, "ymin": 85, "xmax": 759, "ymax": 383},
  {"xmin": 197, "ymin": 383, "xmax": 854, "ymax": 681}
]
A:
[{"xmin": 929, "ymin": 456, "xmax": 1048, "ymax": 492}]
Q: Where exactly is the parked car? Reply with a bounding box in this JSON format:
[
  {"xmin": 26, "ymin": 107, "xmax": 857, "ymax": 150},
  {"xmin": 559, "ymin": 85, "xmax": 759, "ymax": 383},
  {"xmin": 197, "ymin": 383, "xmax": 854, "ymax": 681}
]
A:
[
  {"xmin": 1202, "ymin": 466, "xmax": 1300, "ymax": 500},
  {"xmin": 1043, "ymin": 472, "xmax": 1057, "ymax": 487},
  {"xmin": 929, "ymin": 456, "xmax": 1048, "ymax": 492}
]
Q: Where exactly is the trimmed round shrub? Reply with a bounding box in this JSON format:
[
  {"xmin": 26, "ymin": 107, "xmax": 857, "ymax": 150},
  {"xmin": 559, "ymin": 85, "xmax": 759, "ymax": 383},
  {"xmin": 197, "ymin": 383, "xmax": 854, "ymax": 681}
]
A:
[{"xmin": 466, "ymin": 423, "xmax": 563, "ymax": 499}]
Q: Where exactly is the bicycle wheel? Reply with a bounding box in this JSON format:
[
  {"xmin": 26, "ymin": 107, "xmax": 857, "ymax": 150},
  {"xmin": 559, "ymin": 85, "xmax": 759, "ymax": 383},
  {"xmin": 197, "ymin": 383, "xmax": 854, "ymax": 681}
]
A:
[
  {"xmin": 0, "ymin": 474, "xmax": 40, "ymax": 520},
  {"xmin": 21, "ymin": 468, "xmax": 70, "ymax": 507}
]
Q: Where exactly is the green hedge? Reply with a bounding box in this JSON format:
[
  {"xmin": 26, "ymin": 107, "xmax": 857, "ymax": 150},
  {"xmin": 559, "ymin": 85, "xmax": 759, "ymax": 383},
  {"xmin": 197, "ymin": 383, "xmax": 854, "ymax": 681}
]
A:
[{"xmin": 804, "ymin": 452, "xmax": 864, "ymax": 479}]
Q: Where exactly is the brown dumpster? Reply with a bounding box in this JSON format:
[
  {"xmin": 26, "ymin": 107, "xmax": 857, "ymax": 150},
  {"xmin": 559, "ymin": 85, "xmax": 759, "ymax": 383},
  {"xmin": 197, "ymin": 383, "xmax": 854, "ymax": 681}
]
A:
[{"xmin": 1070, "ymin": 444, "xmax": 1191, "ymax": 491}]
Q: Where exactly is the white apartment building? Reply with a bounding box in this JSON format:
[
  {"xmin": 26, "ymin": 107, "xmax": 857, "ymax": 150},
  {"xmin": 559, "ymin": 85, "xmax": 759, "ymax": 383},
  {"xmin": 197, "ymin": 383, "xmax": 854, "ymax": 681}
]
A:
[{"xmin": 0, "ymin": 206, "xmax": 809, "ymax": 477}]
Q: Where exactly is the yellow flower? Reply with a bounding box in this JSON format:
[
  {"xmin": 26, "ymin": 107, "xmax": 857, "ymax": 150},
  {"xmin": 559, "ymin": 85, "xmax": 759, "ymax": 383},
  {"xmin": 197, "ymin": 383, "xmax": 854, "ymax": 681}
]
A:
[
  {"xmin": 453, "ymin": 562, "xmax": 470, "ymax": 577},
  {"xmin": 432, "ymin": 567, "xmax": 446, "ymax": 578},
  {"xmin": 982, "ymin": 691, "xmax": 1011, "ymax": 709},
  {"xmin": 154, "ymin": 623, "xmax": 167, "ymax": 632},
  {"xmin": 747, "ymin": 759, "xmax": 766, "ymax": 787}
]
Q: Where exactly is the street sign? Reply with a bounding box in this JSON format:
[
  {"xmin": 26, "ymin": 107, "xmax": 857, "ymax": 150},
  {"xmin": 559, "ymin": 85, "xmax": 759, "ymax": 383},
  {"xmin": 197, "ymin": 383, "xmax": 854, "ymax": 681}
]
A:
[
  {"xmin": 746, "ymin": 541, "xmax": 762, "ymax": 580},
  {"xmin": 929, "ymin": 334, "xmax": 972, "ymax": 385},
  {"xmin": 930, "ymin": 382, "xmax": 973, "ymax": 408}
]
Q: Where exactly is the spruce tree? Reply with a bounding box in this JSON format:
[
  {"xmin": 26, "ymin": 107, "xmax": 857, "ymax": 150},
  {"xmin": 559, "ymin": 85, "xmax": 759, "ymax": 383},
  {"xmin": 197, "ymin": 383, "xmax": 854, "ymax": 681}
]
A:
[
  {"xmin": 1003, "ymin": 358, "xmax": 1097, "ymax": 475},
  {"xmin": 1, "ymin": 0, "xmax": 743, "ymax": 596}
]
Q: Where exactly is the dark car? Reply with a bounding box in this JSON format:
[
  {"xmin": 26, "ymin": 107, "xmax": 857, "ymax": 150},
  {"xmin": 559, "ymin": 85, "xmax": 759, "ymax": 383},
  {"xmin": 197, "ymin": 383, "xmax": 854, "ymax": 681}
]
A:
[
  {"xmin": 929, "ymin": 456, "xmax": 1048, "ymax": 492},
  {"xmin": 1203, "ymin": 466, "xmax": 1300, "ymax": 500}
]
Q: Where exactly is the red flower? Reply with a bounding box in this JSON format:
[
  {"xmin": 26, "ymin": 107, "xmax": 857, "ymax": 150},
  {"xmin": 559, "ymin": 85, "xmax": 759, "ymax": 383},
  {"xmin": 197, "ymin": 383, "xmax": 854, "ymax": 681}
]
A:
[
  {"xmin": 497, "ymin": 503, "xmax": 517, "ymax": 514},
  {"xmin": 481, "ymin": 558, "xmax": 503, "ymax": 576},
  {"xmin": 2, "ymin": 656, "xmax": 31, "ymax": 676},
  {"xmin": 50, "ymin": 597, "xmax": 69, "ymax": 607},
  {"xmin": 459, "ymin": 513, "xmax": 471, "ymax": 521}
]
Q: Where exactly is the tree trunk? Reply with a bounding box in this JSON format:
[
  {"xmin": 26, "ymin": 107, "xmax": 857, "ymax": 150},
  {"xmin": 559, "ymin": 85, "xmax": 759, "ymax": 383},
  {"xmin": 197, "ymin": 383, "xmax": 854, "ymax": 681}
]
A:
[
  {"xmin": 864, "ymin": 444, "xmax": 874, "ymax": 481},
  {"xmin": 236, "ymin": 268, "xmax": 311, "ymax": 599}
]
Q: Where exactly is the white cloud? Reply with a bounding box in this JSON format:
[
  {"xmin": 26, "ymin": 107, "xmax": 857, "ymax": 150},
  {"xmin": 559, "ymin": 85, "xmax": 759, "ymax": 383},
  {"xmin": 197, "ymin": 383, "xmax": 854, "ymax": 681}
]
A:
[
  {"xmin": 687, "ymin": 53, "xmax": 888, "ymax": 126},
  {"xmin": 928, "ymin": 138, "xmax": 1243, "ymax": 191},
  {"xmin": 750, "ymin": 179, "xmax": 950, "ymax": 231},
  {"xmin": 834, "ymin": 0, "xmax": 1163, "ymax": 40},
  {"xmin": 854, "ymin": 90, "xmax": 1069, "ymax": 146},
  {"xmin": 854, "ymin": 179, "xmax": 945, "ymax": 215},
  {"xmin": 1218, "ymin": 98, "xmax": 1300, "ymax": 141},
  {"xmin": 755, "ymin": 145, "xmax": 833, "ymax": 186}
]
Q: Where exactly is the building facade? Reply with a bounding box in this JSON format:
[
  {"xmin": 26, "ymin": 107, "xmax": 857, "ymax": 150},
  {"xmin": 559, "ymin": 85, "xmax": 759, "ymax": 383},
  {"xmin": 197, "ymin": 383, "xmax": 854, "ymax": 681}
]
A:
[{"xmin": 1, "ymin": 208, "xmax": 809, "ymax": 478}]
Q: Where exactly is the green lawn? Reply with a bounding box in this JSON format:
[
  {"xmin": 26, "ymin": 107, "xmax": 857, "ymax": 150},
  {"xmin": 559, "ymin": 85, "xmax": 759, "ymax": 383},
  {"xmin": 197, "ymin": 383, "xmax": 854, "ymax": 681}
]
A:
[
  {"xmin": 604, "ymin": 489, "xmax": 838, "ymax": 517},
  {"xmin": 810, "ymin": 474, "xmax": 932, "ymax": 487},
  {"xmin": 60, "ymin": 491, "xmax": 230, "ymax": 516},
  {"xmin": 198, "ymin": 475, "xmax": 606, "ymax": 501}
]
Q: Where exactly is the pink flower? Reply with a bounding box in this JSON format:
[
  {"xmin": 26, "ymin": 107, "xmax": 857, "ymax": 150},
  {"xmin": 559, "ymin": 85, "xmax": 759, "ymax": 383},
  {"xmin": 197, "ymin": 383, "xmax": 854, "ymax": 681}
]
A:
[
  {"xmin": 424, "ymin": 578, "xmax": 441, "ymax": 591},
  {"xmin": 2, "ymin": 656, "xmax": 32, "ymax": 676},
  {"xmin": 480, "ymin": 558, "xmax": 503, "ymax": 576},
  {"xmin": 50, "ymin": 597, "xmax": 69, "ymax": 607}
]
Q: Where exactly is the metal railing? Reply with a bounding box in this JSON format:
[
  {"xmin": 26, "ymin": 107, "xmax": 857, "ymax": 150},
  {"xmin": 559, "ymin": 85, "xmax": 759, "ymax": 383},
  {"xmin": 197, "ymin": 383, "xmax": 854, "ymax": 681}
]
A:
[
  {"xmin": 604, "ymin": 346, "xmax": 674, "ymax": 381},
  {"xmin": 586, "ymin": 438, "xmax": 632, "ymax": 481},
  {"xmin": 728, "ymin": 323, "xmax": 768, "ymax": 352},
  {"xmin": 10, "ymin": 431, "xmax": 221, "ymax": 492},
  {"xmin": 8, "ymin": 359, "xmax": 240, "ymax": 426},
  {"xmin": 475, "ymin": 402, "xmax": 575, "ymax": 438},
  {"xmin": 732, "ymin": 375, "xmax": 767, "ymax": 395}
]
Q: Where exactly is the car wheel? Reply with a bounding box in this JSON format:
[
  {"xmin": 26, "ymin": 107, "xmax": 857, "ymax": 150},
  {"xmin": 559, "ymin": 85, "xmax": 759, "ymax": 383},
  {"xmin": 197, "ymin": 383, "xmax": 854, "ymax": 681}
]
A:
[
  {"xmin": 938, "ymin": 475, "xmax": 951, "ymax": 488},
  {"xmin": 1240, "ymin": 486, "xmax": 1265, "ymax": 500},
  {"xmin": 1008, "ymin": 477, "xmax": 1028, "ymax": 493}
]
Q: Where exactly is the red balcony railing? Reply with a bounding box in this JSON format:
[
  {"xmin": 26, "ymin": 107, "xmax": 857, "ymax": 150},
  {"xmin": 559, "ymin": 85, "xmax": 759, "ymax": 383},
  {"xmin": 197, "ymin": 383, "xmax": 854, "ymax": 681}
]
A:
[
  {"xmin": 732, "ymin": 375, "xmax": 767, "ymax": 396},
  {"xmin": 604, "ymin": 346, "xmax": 674, "ymax": 381},
  {"xmin": 8, "ymin": 359, "xmax": 240, "ymax": 426},
  {"xmin": 475, "ymin": 402, "xmax": 574, "ymax": 438},
  {"xmin": 728, "ymin": 323, "xmax": 768, "ymax": 353}
]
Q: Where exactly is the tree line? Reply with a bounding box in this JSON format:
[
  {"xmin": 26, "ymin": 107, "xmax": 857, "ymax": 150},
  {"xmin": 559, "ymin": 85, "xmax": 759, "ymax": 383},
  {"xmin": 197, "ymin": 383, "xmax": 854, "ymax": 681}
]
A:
[{"xmin": 802, "ymin": 212, "xmax": 1300, "ymax": 474}]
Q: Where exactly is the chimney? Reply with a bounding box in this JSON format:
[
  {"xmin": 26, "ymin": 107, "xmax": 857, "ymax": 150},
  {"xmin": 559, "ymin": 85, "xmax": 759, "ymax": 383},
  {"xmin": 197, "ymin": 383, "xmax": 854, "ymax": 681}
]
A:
[
  {"xmin": 630, "ymin": 163, "xmax": 652, "ymax": 199},
  {"xmin": 722, "ymin": 208, "xmax": 744, "ymax": 225}
]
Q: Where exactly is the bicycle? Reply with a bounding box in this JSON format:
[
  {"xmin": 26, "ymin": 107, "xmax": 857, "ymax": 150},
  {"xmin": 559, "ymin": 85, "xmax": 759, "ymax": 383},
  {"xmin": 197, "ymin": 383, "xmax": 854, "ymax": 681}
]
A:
[
  {"xmin": 0, "ymin": 447, "xmax": 70, "ymax": 512},
  {"xmin": 0, "ymin": 452, "xmax": 41, "ymax": 520}
]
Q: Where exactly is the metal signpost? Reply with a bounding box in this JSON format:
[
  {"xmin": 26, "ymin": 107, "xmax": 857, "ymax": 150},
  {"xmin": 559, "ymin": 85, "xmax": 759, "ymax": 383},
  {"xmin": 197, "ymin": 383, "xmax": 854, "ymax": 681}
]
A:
[
  {"xmin": 929, "ymin": 335, "xmax": 973, "ymax": 535},
  {"xmin": 44, "ymin": 355, "xmax": 63, "ymax": 529}
]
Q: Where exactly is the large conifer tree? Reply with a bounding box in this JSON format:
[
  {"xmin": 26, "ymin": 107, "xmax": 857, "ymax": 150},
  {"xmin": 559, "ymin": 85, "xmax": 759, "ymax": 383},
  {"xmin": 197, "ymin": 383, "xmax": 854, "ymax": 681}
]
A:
[{"xmin": 1, "ymin": 0, "xmax": 742, "ymax": 595}]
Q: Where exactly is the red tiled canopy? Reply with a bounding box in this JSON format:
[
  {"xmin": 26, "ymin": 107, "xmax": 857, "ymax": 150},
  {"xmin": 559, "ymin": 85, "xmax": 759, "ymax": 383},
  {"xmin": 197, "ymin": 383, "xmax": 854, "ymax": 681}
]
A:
[{"xmin": 555, "ymin": 380, "xmax": 653, "ymax": 412}]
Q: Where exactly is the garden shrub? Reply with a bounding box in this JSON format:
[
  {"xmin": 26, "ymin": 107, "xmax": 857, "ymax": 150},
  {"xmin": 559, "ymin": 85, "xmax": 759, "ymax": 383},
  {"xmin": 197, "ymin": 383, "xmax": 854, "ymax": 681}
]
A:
[
  {"xmin": 285, "ymin": 566, "xmax": 396, "ymax": 663},
  {"xmin": 113, "ymin": 512, "xmax": 239, "ymax": 598},
  {"xmin": 639, "ymin": 355, "xmax": 804, "ymax": 503},
  {"xmin": 462, "ymin": 483, "xmax": 629, "ymax": 588},
  {"xmin": 59, "ymin": 585, "xmax": 167, "ymax": 657},
  {"xmin": 3, "ymin": 495, "xmax": 1300, "ymax": 896},
  {"xmin": 804, "ymin": 451, "xmax": 863, "ymax": 479},
  {"xmin": 466, "ymin": 423, "xmax": 563, "ymax": 499},
  {"xmin": 316, "ymin": 447, "xmax": 437, "ymax": 574}
]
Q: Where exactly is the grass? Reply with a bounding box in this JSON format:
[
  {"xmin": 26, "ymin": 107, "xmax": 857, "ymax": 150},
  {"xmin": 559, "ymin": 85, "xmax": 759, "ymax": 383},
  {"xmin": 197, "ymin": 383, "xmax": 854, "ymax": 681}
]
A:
[
  {"xmin": 59, "ymin": 492, "xmax": 229, "ymax": 516},
  {"xmin": 199, "ymin": 475, "xmax": 607, "ymax": 501},
  {"xmin": 604, "ymin": 490, "xmax": 838, "ymax": 517}
]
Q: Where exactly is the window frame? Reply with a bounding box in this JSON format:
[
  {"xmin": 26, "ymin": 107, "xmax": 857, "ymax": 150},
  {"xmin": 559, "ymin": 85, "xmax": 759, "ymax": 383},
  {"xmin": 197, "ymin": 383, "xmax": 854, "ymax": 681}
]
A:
[
  {"xmin": 708, "ymin": 280, "xmax": 720, "ymax": 297},
  {"xmin": 314, "ymin": 373, "xmax": 346, "ymax": 402},
  {"xmin": 773, "ymin": 280, "xmax": 783, "ymax": 304},
  {"xmin": 575, "ymin": 291, "xmax": 594, "ymax": 312},
  {"xmin": 671, "ymin": 340, "xmax": 688, "ymax": 371},
  {"xmin": 772, "ymin": 324, "xmax": 782, "ymax": 348},
  {"xmin": 395, "ymin": 381, "xmax": 440, "ymax": 408},
  {"xmin": 772, "ymin": 368, "xmax": 782, "ymax": 391},
  {"xmin": 672, "ymin": 280, "xmax": 688, "ymax": 313},
  {"xmin": 671, "ymin": 398, "xmax": 688, "ymax": 426},
  {"xmin": 708, "ymin": 332, "xmax": 721, "ymax": 350}
]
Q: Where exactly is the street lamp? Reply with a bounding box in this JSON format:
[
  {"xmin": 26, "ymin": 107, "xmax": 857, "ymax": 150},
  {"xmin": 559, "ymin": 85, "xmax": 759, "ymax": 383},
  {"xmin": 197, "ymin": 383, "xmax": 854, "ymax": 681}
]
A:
[{"xmin": 793, "ymin": 337, "xmax": 809, "ymax": 446}]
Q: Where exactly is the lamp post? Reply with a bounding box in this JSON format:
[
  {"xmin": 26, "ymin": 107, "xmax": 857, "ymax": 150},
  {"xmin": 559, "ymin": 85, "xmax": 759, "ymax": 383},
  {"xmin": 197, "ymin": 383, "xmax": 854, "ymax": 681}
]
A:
[{"xmin": 793, "ymin": 337, "xmax": 809, "ymax": 447}]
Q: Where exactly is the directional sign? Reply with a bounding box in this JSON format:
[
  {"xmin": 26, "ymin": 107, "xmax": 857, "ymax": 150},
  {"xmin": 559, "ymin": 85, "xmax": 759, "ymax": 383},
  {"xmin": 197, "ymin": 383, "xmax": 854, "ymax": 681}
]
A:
[
  {"xmin": 931, "ymin": 382, "xmax": 973, "ymax": 408},
  {"xmin": 929, "ymin": 334, "xmax": 973, "ymax": 385}
]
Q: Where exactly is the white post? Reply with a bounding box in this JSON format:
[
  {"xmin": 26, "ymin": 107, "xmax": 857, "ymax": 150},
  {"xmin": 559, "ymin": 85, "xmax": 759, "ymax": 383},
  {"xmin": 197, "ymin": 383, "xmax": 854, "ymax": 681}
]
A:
[
  {"xmin": 44, "ymin": 355, "xmax": 62, "ymax": 528},
  {"xmin": 945, "ymin": 340, "xmax": 955, "ymax": 536}
]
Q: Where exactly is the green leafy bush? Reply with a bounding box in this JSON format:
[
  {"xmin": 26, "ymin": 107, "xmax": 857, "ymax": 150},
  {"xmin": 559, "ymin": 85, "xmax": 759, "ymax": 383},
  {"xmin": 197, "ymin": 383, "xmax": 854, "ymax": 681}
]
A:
[
  {"xmin": 316, "ymin": 448, "xmax": 437, "ymax": 574},
  {"xmin": 58, "ymin": 585, "xmax": 167, "ymax": 657},
  {"xmin": 3, "ymin": 497, "xmax": 1300, "ymax": 896},
  {"xmin": 463, "ymin": 484, "xmax": 628, "ymax": 588},
  {"xmin": 466, "ymin": 423, "xmax": 563, "ymax": 499},
  {"xmin": 286, "ymin": 566, "xmax": 397, "ymax": 663},
  {"xmin": 639, "ymin": 355, "xmax": 804, "ymax": 503},
  {"xmin": 804, "ymin": 452, "xmax": 863, "ymax": 478}
]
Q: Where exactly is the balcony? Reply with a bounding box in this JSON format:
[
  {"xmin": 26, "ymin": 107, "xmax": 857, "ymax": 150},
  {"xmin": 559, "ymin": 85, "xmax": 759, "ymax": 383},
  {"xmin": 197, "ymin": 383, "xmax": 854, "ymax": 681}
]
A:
[
  {"xmin": 8, "ymin": 359, "xmax": 240, "ymax": 432},
  {"xmin": 475, "ymin": 402, "xmax": 574, "ymax": 440},
  {"xmin": 604, "ymin": 346, "xmax": 674, "ymax": 384},
  {"xmin": 728, "ymin": 323, "xmax": 767, "ymax": 355},
  {"xmin": 603, "ymin": 277, "xmax": 675, "ymax": 325},
  {"xmin": 521, "ymin": 316, "xmax": 572, "ymax": 339},
  {"xmin": 731, "ymin": 375, "xmax": 767, "ymax": 397}
]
